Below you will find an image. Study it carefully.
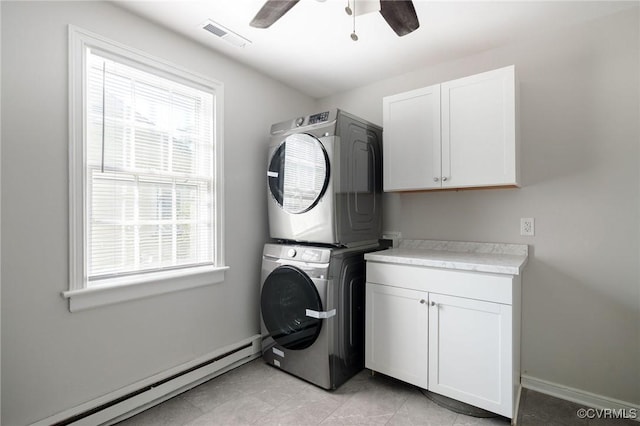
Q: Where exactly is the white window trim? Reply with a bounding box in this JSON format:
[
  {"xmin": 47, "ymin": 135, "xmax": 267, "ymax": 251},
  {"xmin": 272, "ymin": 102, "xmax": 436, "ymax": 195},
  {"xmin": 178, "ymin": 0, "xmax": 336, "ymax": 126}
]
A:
[{"xmin": 65, "ymin": 25, "xmax": 226, "ymax": 312}]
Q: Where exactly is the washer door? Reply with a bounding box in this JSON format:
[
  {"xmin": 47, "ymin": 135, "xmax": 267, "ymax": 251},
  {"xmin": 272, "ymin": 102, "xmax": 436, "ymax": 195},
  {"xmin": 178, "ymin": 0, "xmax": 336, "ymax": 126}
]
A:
[
  {"xmin": 261, "ymin": 265, "xmax": 323, "ymax": 350},
  {"xmin": 267, "ymin": 133, "xmax": 330, "ymax": 214}
]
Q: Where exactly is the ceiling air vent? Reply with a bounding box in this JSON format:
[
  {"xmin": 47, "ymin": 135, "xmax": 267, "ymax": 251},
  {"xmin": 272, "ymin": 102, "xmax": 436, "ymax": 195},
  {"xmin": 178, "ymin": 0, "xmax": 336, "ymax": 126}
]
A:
[{"xmin": 201, "ymin": 20, "xmax": 251, "ymax": 48}]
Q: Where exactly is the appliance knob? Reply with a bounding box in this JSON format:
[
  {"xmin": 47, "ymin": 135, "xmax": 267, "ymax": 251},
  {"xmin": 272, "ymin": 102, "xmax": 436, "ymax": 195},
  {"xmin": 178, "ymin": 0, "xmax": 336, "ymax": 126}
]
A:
[
  {"xmin": 287, "ymin": 248, "xmax": 297, "ymax": 258},
  {"xmin": 295, "ymin": 117, "xmax": 304, "ymax": 127}
]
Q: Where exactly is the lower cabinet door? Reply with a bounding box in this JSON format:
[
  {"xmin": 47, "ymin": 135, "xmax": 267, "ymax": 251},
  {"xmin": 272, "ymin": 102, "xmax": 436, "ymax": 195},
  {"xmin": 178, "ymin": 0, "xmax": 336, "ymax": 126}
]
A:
[
  {"xmin": 428, "ymin": 293, "xmax": 513, "ymax": 417},
  {"xmin": 365, "ymin": 283, "xmax": 428, "ymax": 388}
]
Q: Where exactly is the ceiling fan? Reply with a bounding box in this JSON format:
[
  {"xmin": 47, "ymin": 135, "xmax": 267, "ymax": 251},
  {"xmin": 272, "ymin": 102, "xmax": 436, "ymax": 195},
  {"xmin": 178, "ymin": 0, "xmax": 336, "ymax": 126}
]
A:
[{"xmin": 250, "ymin": 0, "xmax": 420, "ymax": 37}]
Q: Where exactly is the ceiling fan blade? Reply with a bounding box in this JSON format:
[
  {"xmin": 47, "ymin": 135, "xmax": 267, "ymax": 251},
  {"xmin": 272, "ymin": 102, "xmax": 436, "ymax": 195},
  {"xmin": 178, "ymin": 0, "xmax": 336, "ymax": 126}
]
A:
[
  {"xmin": 379, "ymin": 0, "xmax": 420, "ymax": 37},
  {"xmin": 250, "ymin": 0, "xmax": 301, "ymax": 28}
]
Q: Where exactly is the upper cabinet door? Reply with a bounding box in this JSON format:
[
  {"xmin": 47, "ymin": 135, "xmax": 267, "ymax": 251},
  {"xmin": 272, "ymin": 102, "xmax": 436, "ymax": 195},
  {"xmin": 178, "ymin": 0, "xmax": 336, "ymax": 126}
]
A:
[
  {"xmin": 441, "ymin": 66, "xmax": 518, "ymax": 188},
  {"xmin": 382, "ymin": 85, "xmax": 441, "ymax": 191}
]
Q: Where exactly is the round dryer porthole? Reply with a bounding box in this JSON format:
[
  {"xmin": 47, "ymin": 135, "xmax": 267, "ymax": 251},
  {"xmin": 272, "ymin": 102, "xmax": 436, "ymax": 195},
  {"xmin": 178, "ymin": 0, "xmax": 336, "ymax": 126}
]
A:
[
  {"xmin": 267, "ymin": 133, "xmax": 330, "ymax": 214},
  {"xmin": 261, "ymin": 265, "xmax": 323, "ymax": 350}
]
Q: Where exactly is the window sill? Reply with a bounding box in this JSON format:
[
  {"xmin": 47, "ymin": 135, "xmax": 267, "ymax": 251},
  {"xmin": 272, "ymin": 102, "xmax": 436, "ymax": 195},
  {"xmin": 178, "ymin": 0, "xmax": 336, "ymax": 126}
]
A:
[{"xmin": 62, "ymin": 265, "xmax": 229, "ymax": 312}]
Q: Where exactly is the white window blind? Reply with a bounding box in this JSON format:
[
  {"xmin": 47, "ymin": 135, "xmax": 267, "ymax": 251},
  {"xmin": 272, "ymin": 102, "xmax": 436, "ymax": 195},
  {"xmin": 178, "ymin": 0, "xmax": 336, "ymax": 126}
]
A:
[{"xmin": 85, "ymin": 48, "xmax": 215, "ymax": 284}]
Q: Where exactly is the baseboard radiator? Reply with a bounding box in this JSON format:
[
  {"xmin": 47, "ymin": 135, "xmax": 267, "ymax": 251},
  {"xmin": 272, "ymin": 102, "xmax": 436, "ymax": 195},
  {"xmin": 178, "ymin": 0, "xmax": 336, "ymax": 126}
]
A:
[{"xmin": 33, "ymin": 335, "xmax": 262, "ymax": 426}]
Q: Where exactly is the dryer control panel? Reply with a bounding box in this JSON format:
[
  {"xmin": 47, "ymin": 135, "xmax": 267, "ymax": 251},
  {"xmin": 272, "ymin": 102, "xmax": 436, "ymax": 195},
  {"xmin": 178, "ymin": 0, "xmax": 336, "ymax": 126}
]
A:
[
  {"xmin": 270, "ymin": 109, "xmax": 337, "ymax": 135},
  {"xmin": 308, "ymin": 111, "xmax": 330, "ymax": 125}
]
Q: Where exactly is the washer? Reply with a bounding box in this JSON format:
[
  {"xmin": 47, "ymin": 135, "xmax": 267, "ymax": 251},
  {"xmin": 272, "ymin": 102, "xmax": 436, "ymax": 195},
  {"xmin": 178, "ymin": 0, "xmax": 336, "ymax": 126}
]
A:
[
  {"xmin": 266, "ymin": 109, "xmax": 382, "ymax": 246},
  {"xmin": 260, "ymin": 242, "xmax": 379, "ymax": 389}
]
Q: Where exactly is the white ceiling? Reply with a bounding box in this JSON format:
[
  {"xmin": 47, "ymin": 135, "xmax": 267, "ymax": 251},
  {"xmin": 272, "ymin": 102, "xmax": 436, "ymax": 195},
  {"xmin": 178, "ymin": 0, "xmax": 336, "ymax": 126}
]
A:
[{"xmin": 114, "ymin": 0, "xmax": 636, "ymax": 98}]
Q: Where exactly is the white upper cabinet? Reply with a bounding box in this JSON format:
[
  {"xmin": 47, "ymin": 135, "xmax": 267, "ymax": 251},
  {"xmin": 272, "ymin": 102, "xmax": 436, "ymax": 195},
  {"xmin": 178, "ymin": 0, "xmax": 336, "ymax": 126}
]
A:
[
  {"xmin": 441, "ymin": 66, "xmax": 517, "ymax": 188},
  {"xmin": 383, "ymin": 85, "xmax": 441, "ymax": 191},
  {"xmin": 382, "ymin": 65, "xmax": 519, "ymax": 192}
]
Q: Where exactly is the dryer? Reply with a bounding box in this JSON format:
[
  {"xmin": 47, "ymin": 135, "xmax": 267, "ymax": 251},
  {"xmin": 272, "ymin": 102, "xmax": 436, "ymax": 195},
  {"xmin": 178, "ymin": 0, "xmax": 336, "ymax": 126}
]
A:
[
  {"xmin": 266, "ymin": 109, "xmax": 382, "ymax": 246},
  {"xmin": 260, "ymin": 242, "xmax": 379, "ymax": 389}
]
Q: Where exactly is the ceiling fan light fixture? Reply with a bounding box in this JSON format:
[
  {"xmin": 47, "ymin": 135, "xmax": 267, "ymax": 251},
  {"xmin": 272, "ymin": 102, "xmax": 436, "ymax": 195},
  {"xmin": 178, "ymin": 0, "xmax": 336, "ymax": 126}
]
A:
[
  {"xmin": 379, "ymin": 0, "xmax": 420, "ymax": 36},
  {"xmin": 250, "ymin": 0, "xmax": 419, "ymax": 37}
]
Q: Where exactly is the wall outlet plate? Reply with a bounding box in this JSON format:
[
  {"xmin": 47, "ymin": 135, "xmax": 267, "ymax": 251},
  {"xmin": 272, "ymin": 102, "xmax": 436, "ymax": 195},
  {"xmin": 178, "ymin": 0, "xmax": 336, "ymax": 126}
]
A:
[{"xmin": 520, "ymin": 218, "xmax": 535, "ymax": 236}]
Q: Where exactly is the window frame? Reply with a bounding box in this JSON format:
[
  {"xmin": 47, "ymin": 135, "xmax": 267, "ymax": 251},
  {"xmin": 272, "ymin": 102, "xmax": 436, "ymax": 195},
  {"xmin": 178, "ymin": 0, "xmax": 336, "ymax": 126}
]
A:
[{"xmin": 65, "ymin": 26, "xmax": 227, "ymax": 312}]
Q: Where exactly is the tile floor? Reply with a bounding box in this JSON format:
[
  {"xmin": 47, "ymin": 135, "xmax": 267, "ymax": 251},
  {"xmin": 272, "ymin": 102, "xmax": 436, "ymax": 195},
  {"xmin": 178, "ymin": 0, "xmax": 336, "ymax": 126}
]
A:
[{"xmin": 116, "ymin": 359, "xmax": 637, "ymax": 425}]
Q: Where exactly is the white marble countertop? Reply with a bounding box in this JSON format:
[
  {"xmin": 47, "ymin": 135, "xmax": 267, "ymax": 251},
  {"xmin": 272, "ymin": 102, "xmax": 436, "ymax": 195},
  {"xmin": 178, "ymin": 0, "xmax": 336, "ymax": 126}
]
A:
[{"xmin": 365, "ymin": 239, "xmax": 529, "ymax": 275}]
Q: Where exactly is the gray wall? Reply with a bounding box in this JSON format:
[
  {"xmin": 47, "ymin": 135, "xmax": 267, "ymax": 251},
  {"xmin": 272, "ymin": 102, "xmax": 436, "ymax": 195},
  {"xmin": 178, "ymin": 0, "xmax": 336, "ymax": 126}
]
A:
[
  {"xmin": 318, "ymin": 8, "xmax": 640, "ymax": 405},
  {"xmin": 0, "ymin": 2, "xmax": 315, "ymax": 425}
]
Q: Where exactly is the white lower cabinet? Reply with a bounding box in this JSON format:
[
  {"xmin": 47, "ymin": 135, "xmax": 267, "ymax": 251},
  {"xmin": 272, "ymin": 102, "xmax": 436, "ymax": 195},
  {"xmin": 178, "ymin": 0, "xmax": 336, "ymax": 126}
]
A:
[
  {"xmin": 428, "ymin": 293, "xmax": 512, "ymax": 417},
  {"xmin": 365, "ymin": 262, "xmax": 520, "ymax": 419},
  {"xmin": 365, "ymin": 284, "xmax": 428, "ymax": 389}
]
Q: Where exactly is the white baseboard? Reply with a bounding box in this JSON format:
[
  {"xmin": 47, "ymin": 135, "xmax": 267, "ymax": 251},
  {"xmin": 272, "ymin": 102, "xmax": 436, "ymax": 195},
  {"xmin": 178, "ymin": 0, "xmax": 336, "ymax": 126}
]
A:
[
  {"xmin": 32, "ymin": 334, "xmax": 262, "ymax": 426},
  {"xmin": 521, "ymin": 374, "xmax": 639, "ymax": 422}
]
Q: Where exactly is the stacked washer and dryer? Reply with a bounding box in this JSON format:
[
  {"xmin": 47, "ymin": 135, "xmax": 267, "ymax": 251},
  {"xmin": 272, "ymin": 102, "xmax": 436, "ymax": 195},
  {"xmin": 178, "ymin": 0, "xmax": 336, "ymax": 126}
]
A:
[{"xmin": 260, "ymin": 109, "xmax": 383, "ymax": 390}]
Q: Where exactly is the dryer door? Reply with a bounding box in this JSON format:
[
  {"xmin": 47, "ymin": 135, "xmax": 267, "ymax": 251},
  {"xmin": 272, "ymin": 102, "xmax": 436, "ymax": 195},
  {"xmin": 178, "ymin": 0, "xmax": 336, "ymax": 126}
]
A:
[
  {"xmin": 261, "ymin": 265, "xmax": 323, "ymax": 350},
  {"xmin": 267, "ymin": 133, "xmax": 330, "ymax": 214}
]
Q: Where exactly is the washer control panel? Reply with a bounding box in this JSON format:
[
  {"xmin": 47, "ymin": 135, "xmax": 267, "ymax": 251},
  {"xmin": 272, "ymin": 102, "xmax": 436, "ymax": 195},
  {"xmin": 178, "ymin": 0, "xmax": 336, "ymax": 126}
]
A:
[
  {"xmin": 263, "ymin": 243, "xmax": 333, "ymax": 264},
  {"xmin": 297, "ymin": 249, "xmax": 324, "ymax": 262}
]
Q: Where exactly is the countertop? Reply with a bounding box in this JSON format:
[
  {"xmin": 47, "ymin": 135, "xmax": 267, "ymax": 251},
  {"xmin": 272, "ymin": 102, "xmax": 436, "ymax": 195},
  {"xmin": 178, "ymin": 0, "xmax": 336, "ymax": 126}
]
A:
[{"xmin": 365, "ymin": 239, "xmax": 529, "ymax": 275}]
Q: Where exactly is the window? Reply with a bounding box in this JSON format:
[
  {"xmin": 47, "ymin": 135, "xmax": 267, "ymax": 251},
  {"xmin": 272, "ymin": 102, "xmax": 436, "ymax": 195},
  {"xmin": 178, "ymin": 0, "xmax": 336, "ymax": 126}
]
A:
[{"xmin": 65, "ymin": 27, "xmax": 226, "ymax": 312}]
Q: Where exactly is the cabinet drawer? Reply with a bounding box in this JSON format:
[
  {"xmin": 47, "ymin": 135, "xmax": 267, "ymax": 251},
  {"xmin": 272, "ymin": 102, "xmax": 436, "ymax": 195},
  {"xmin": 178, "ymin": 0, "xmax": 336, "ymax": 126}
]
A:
[{"xmin": 366, "ymin": 261, "xmax": 514, "ymax": 305}]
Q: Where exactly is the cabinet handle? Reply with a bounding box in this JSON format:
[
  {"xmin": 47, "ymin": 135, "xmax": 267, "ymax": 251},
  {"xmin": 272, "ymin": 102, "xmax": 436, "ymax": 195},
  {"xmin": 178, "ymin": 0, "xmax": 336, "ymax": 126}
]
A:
[
  {"xmin": 430, "ymin": 301, "xmax": 437, "ymax": 307},
  {"xmin": 433, "ymin": 177, "xmax": 439, "ymax": 182},
  {"xmin": 419, "ymin": 299, "xmax": 426, "ymax": 304},
  {"xmin": 441, "ymin": 177, "xmax": 448, "ymax": 182}
]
